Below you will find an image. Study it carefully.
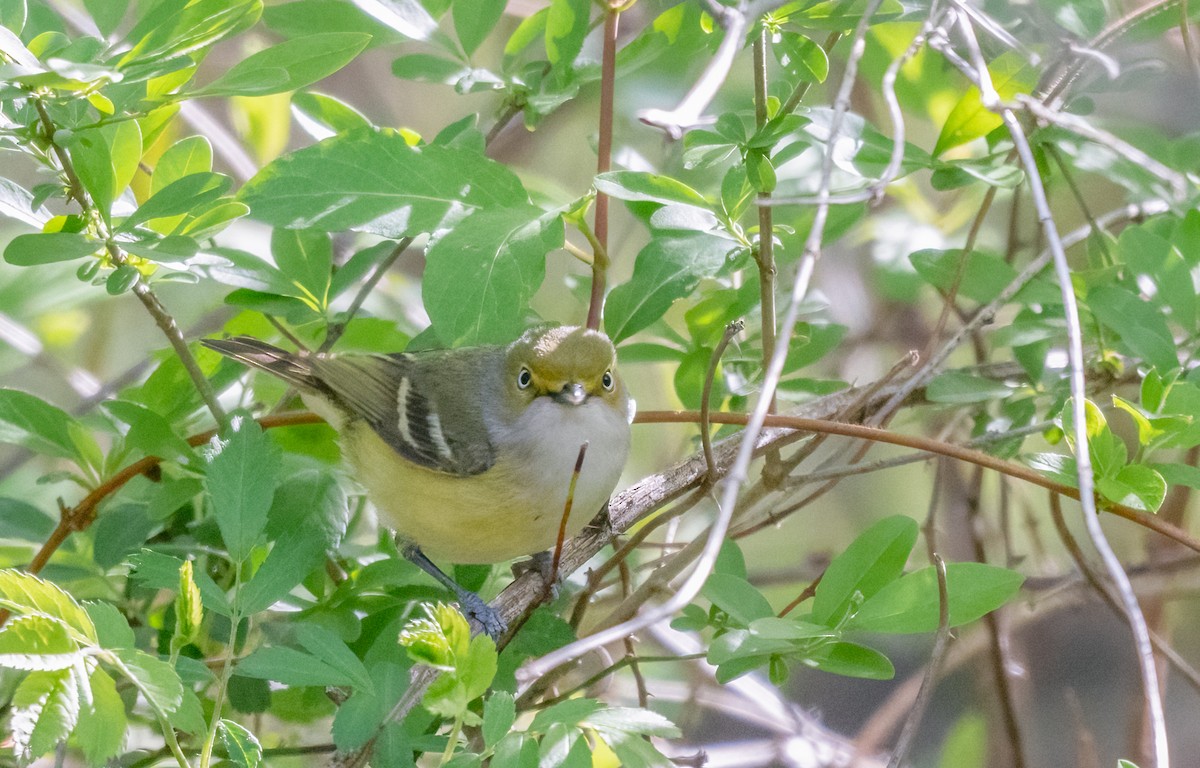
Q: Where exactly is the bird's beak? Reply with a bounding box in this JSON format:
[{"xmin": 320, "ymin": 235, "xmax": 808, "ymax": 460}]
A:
[{"xmin": 555, "ymin": 382, "xmax": 588, "ymax": 406}]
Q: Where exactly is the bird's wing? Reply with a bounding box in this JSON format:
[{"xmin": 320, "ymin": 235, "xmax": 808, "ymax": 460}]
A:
[{"xmin": 310, "ymin": 353, "xmax": 495, "ymax": 476}]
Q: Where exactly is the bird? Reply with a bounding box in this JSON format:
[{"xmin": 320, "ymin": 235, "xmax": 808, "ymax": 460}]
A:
[{"xmin": 201, "ymin": 325, "xmax": 633, "ymax": 637}]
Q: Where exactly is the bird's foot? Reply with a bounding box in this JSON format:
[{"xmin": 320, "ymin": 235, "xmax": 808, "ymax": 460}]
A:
[{"xmin": 457, "ymin": 590, "xmax": 507, "ymax": 640}]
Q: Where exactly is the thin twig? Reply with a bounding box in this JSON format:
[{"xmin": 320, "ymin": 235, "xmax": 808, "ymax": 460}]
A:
[
  {"xmin": 886, "ymin": 554, "xmax": 950, "ymax": 768},
  {"xmin": 701, "ymin": 321, "xmax": 744, "ymax": 484},
  {"xmin": 587, "ymin": 4, "xmax": 620, "ymax": 331},
  {"xmin": 944, "ymin": 9, "xmax": 1169, "ymax": 765}
]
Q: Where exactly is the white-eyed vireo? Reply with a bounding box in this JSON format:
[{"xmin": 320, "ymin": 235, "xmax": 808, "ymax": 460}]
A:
[{"xmin": 202, "ymin": 325, "xmax": 633, "ymax": 636}]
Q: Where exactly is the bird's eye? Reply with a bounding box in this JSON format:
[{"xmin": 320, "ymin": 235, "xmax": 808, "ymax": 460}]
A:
[
  {"xmin": 601, "ymin": 370, "xmax": 614, "ymax": 391},
  {"xmin": 517, "ymin": 367, "xmax": 533, "ymax": 389}
]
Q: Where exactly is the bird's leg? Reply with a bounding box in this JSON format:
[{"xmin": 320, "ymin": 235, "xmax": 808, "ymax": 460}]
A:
[{"xmin": 400, "ymin": 544, "xmax": 506, "ymax": 640}]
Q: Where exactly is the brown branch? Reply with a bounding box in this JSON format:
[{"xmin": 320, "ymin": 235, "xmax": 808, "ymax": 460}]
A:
[{"xmin": 586, "ymin": 4, "xmax": 620, "ymax": 331}]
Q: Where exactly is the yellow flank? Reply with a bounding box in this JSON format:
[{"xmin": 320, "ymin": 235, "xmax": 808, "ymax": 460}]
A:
[{"xmin": 344, "ymin": 392, "xmax": 631, "ymax": 564}]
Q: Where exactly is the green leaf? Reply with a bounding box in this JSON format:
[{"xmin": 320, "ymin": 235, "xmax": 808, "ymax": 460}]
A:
[
  {"xmin": 113, "ymin": 647, "xmax": 184, "ymax": 714},
  {"xmin": 1, "ymin": 0, "xmax": 27, "ymax": 33},
  {"xmin": 104, "ymin": 264, "xmax": 139, "ymax": 295},
  {"xmin": 934, "ymin": 52, "xmax": 1035, "ymax": 156},
  {"xmin": 1097, "ymin": 464, "xmax": 1167, "ymax": 512},
  {"xmin": 10, "ymin": 668, "xmax": 80, "ymax": 761},
  {"xmin": 424, "ymin": 207, "xmax": 559, "ymax": 346},
  {"xmin": 926, "ymin": 371, "xmax": 1013, "ymax": 404},
  {"xmin": 119, "ymin": 172, "xmax": 231, "ymax": 233},
  {"xmin": 128, "ymin": 550, "xmax": 233, "ymax": 617},
  {"xmin": 483, "ymin": 691, "xmax": 516, "ymax": 747},
  {"xmin": 119, "ymin": 234, "xmax": 201, "ymax": 263},
  {"xmin": 238, "ymin": 526, "xmax": 329, "ymax": 614},
  {"xmin": 0, "ymin": 497, "xmax": 57, "ymax": 542},
  {"xmin": 4, "ymin": 232, "xmax": 99, "ymax": 266},
  {"xmin": 75, "ymin": 668, "xmax": 127, "ymax": 767},
  {"xmin": 583, "ymin": 706, "xmax": 680, "ymax": 738},
  {"xmin": 236, "ymin": 646, "xmax": 359, "ymax": 687},
  {"xmin": 455, "ymin": 0, "xmax": 506, "ymax": 55},
  {"xmin": 909, "ymin": 248, "xmax": 1056, "ymax": 305},
  {"xmin": 848, "ymin": 562, "xmax": 1024, "ymax": 633},
  {"xmin": 938, "ymin": 713, "xmax": 987, "ymax": 768},
  {"xmin": 219, "ymin": 719, "xmax": 262, "ymax": 768},
  {"xmin": 271, "ymin": 228, "xmax": 332, "ymax": 309},
  {"xmin": 204, "ymin": 416, "xmax": 280, "ymax": 562},
  {"xmin": 64, "ymin": 120, "xmax": 143, "ymax": 216},
  {"xmin": 701, "ymin": 573, "xmax": 775, "ymax": 626},
  {"xmin": 594, "ymin": 171, "xmax": 709, "ymax": 208},
  {"xmin": 1088, "ymin": 285, "xmax": 1178, "ymax": 373},
  {"xmin": 0, "ymin": 614, "xmax": 81, "ymax": 671},
  {"xmin": 0, "ymin": 388, "xmax": 82, "ymax": 460},
  {"xmin": 812, "ymin": 515, "xmax": 918, "ymax": 626},
  {"xmin": 83, "ymin": 601, "xmax": 135, "ymax": 650},
  {"xmin": 531, "ymin": 698, "xmax": 603, "ymax": 732},
  {"xmin": 0, "ymin": 570, "xmax": 97, "ymax": 643},
  {"xmin": 776, "ymin": 30, "xmax": 828, "ymax": 83},
  {"xmin": 805, "ymin": 640, "xmax": 894, "ymax": 679},
  {"xmin": 375, "ymin": 722, "xmax": 416, "ymax": 768},
  {"xmin": 238, "ymin": 129, "xmax": 528, "ymax": 236},
  {"xmin": 545, "ymin": 0, "xmax": 590, "ymax": 77},
  {"xmin": 391, "ymin": 52, "xmax": 466, "ymax": 82},
  {"xmin": 294, "ymin": 624, "xmax": 374, "ymax": 691},
  {"xmin": 152, "ymin": 136, "xmax": 214, "ymax": 195},
  {"xmin": 194, "ymin": 32, "xmax": 370, "ymax": 97},
  {"xmin": 605, "ymin": 232, "xmax": 735, "ymax": 343},
  {"xmin": 103, "ymin": 399, "xmax": 196, "ymax": 464},
  {"xmin": 292, "ymin": 91, "xmax": 374, "ymax": 134}
]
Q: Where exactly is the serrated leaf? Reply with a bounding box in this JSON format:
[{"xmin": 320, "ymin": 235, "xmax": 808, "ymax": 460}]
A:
[
  {"xmin": 204, "ymin": 416, "xmax": 280, "ymax": 562},
  {"xmin": 127, "ymin": 550, "xmax": 233, "ymax": 617},
  {"xmin": 83, "ymin": 601, "xmax": 135, "ymax": 650},
  {"xmin": 0, "ymin": 570, "xmax": 96, "ymax": 643},
  {"xmin": 10, "ymin": 668, "xmax": 80, "ymax": 761},
  {"xmin": 113, "ymin": 647, "xmax": 184, "ymax": 714},
  {"xmin": 483, "ymin": 691, "xmax": 516, "ymax": 747},
  {"xmin": 0, "ymin": 614, "xmax": 81, "ymax": 670},
  {"xmin": 219, "ymin": 719, "xmax": 262, "ymax": 768},
  {"xmin": 75, "ymin": 667, "xmax": 126, "ymax": 767},
  {"xmin": 812, "ymin": 515, "xmax": 917, "ymax": 626},
  {"xmin": 848, "ymin": 562, "xmax": 1024, "ymax": 633},
  {"xmin": 294, "ymin": 624, "xmax": 373, "ymax": 691},
  {"xmin": 104, "ymin": 399, "xmax": 196, "ymax": 464},
  {"xmin": 584, "ymin": 706, "xmax": 681, "ymax": 738},
  {"xmin": 236, "ymin": 645, "xmax": 358, "ymax": 687}
]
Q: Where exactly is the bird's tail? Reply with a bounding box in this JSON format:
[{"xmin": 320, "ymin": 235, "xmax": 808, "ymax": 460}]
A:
[{"xmin": 201, "ymin": 336, "xmax": 323, "ymax": 392}]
